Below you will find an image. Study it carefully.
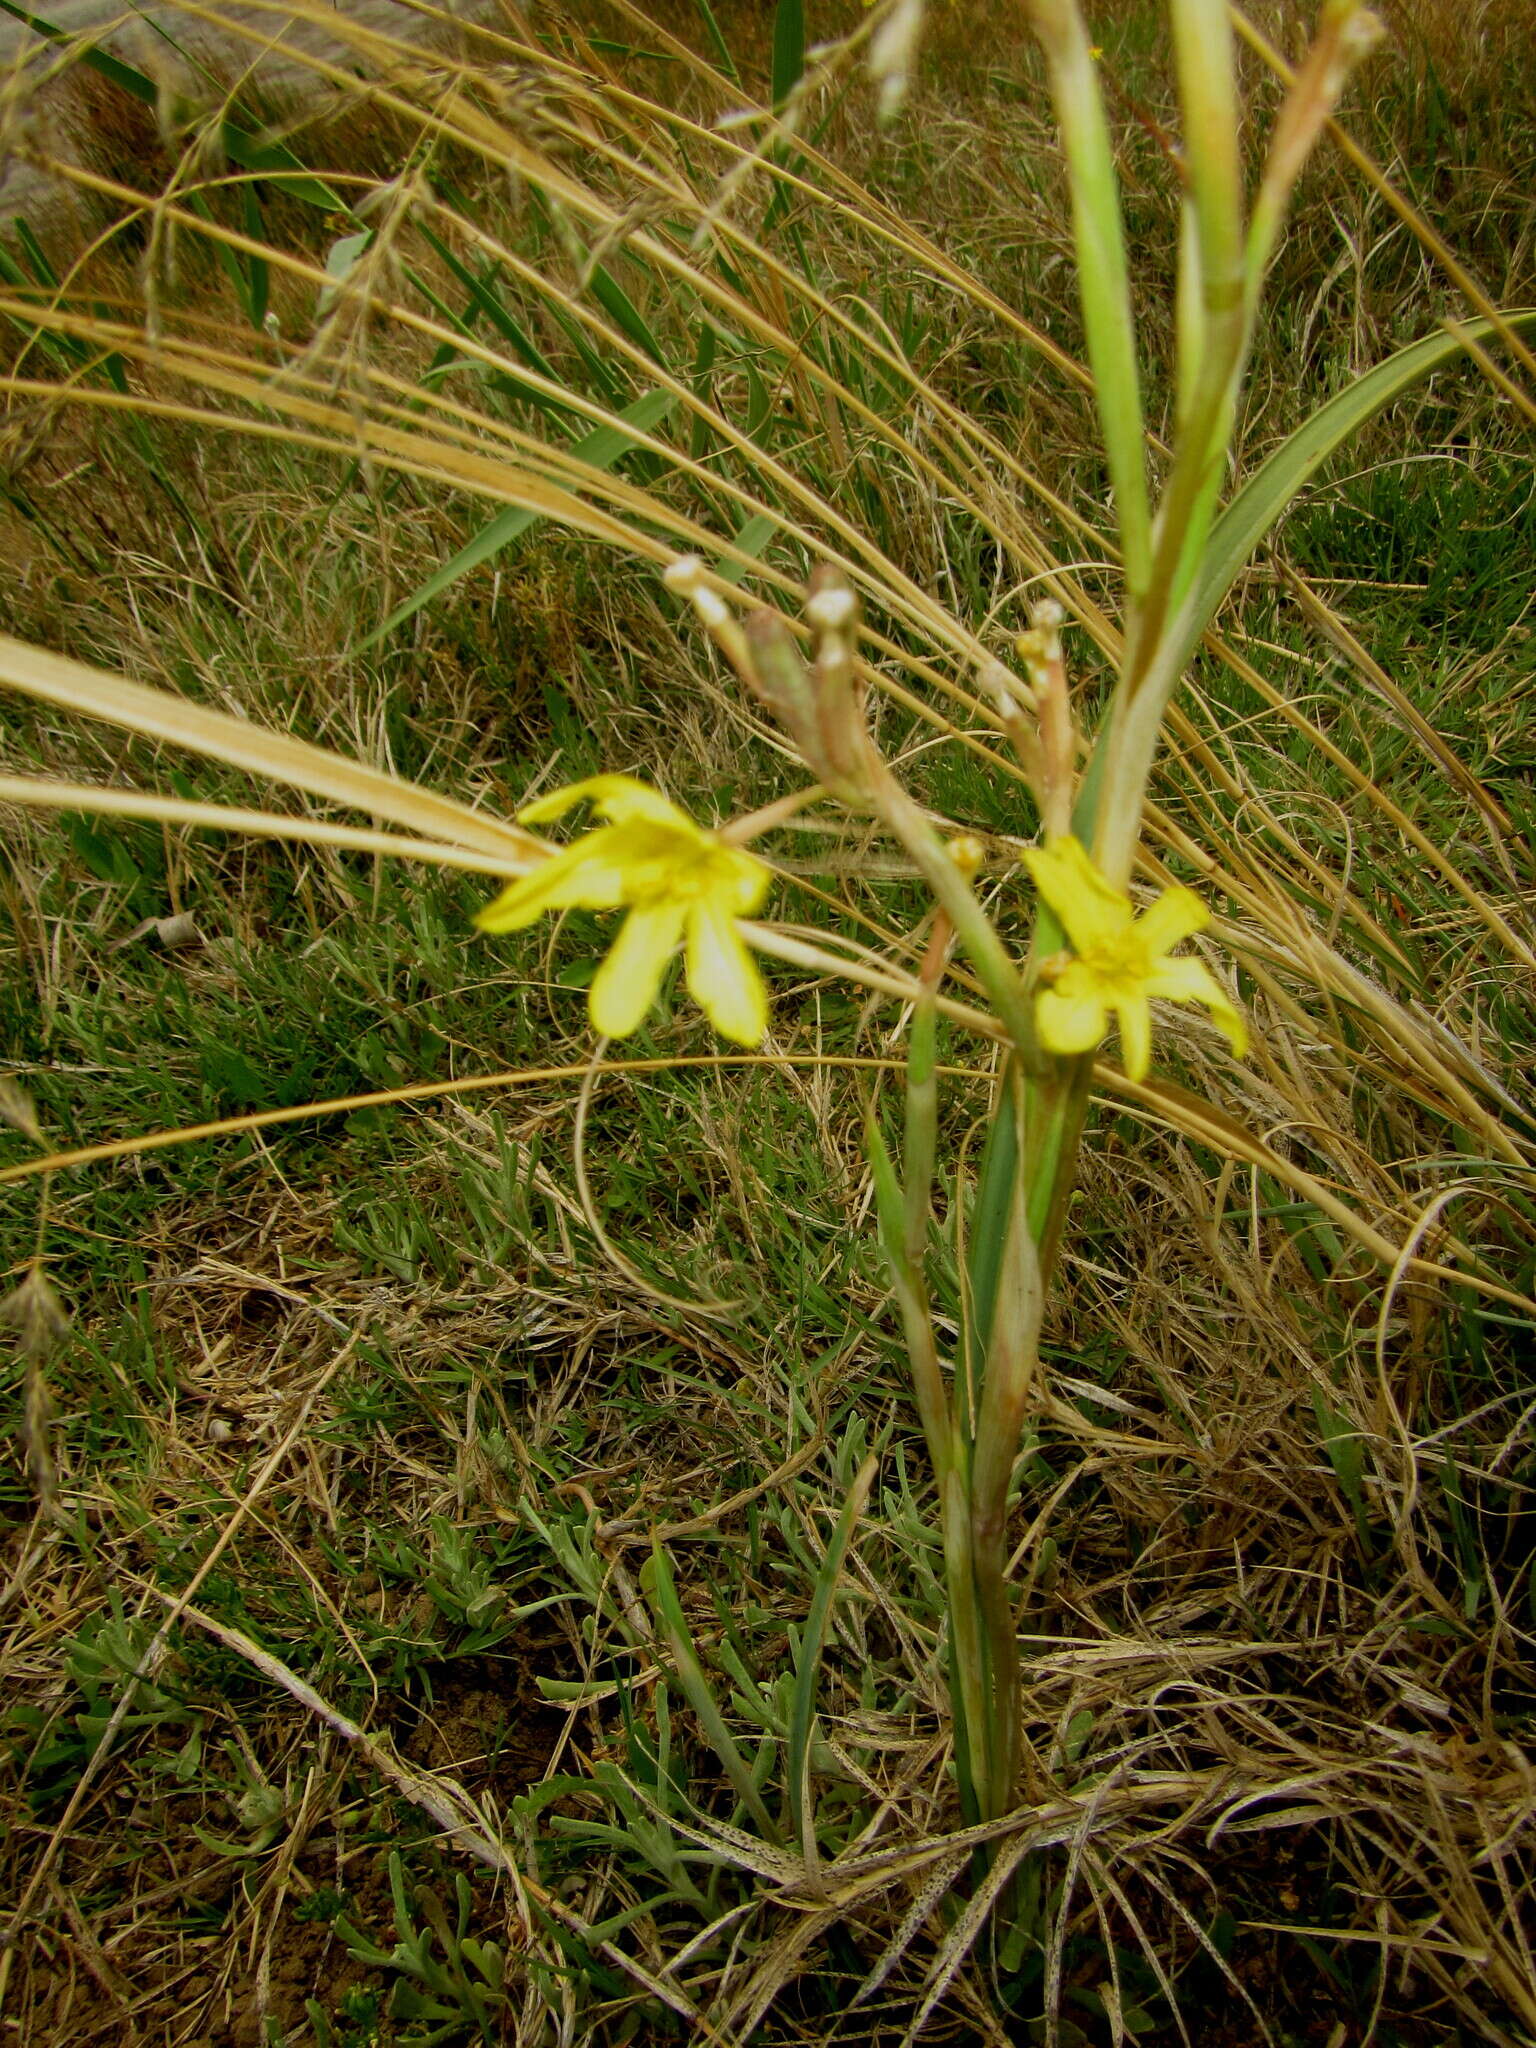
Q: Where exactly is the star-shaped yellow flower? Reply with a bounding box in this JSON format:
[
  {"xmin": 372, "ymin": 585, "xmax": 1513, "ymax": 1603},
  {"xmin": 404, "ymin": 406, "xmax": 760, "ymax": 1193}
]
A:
[
  {"xmin": 476, "ymin": 775, "xmax": 770, "ymax": 1045},
  {"xmin": 1023, "ymin": 835, "xmax": 1246, "ymax": 1081}
]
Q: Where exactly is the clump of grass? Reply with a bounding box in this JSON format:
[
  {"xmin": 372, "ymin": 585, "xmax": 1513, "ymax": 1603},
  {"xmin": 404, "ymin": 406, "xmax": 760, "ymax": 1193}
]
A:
[{"xmin": 0, "ymin": 1, "xmax": 1533, "ymax": 2043}]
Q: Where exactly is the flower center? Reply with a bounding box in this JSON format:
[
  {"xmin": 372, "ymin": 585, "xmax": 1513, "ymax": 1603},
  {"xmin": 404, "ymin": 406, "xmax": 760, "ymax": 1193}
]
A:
[
  {"xmin": 1078, "ymin": 931, "xmax": 1151, "ymax": 996},
  {"xmin": 624, "ymin": 828, "xmax": 727, "ymax": 906}
]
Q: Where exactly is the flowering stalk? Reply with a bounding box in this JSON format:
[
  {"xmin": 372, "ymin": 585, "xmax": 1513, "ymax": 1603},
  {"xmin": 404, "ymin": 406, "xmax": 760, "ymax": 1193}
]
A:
[
  {"xmin": 476, "ymin": 0, "xmax": 1373, "ymax": 1847},
  {"xmin": 1083, "ymin": 0, "xmax": 1383, "ymax": 886},
  {"xmin": 662, "ymin": 518, "xmax": 1260, "ymax": 1822},
  {"xmin": 1023, "ymin": 0, "xmax": 1152, "ymax": 604},
  {"xmin": 877, "ymin": 0, "xmax": 1374, "ymax": 1828}
]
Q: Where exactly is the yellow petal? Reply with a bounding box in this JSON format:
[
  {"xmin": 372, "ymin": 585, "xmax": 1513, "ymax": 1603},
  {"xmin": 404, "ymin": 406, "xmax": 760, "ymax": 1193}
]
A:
[
  {"xmin": 715, "ymin": 843, "xmax": 772, "ymax": 917},
  {"xmin": 1023, "ymin": 836, "xmax": 1133, "ymax": 956},
  {"xmin": 1135, "ymin": 883, "xmax": 1208, "ymax": 956},
  {"xmin": 1035, "ymin": 982, "xmax": 1107, "ymax": 1056},
  {"xmin": 588, "ymin": 900, "xmax": 688, "ymax": 1037},
  {"xmin": 685, "ymin": 898, "xmax": 768, "ymax": 1045},
  {"xmin": 520, "ymin": 773, "xmax": 695, "ymax": 833},
  {"xmin": 475, "ymin": 827, "xmax": 631, "ymax": 930},
  {"xmin": 1147, "ymin": 956, "xmax": 1249, "ymax": 1058},
  {"xmin": 1113, "ymin": 995, "xmax": 1153, "ymax": 1081}
]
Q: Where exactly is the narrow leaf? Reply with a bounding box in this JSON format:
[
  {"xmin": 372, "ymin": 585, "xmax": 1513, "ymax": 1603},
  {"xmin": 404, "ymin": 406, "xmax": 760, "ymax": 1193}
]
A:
[
  {"xmin": 965, "ymin": 1061, "xmax": 1021, "ymax": 1401},
  {"xmin": 355, "ymin": 390, "xmax": 674, "ymax": 651},
  {"xmin": 864, "ymin": 1106, "xmax": 910, "ymax": 1279},
  {"xmin": 317, "ymin": 229, "xmax": 373, "ymax": 316},
  {"xmin": 1190, "ymin": 311, "xmax": 1536, "ymax": 670},
  {"xmin": 0, "ymin": 0, "xmax": 344, "ymax": 210},
  {"xmin": 590, "ymin": 265, "xmax": 666, "ymax": 366},
  {"xmin": 642, "ymin": 1541, "xmax": 779, "ymax": 1843},
  {"xmin": 716, "ymin": 511, "xmax": 779, "ymax": 586},
  {"xmin": 786, "ymin": 1452, "xmax": 877, "ymax": 1872},
  {"xmin": 10, "ymin": 217, "xmax": 57, "ymax": 289},
  {"xmin": 0, "ymin": 775, "xmax": 525, "ymax": 875},
  {"xmin": 0, "ymin": 634, "xmax": 535, "ymax": 862},
  {"xmin": 900, "ymin": 1829, "xmax": 1037, "ymax": 2044},
  {"xmin": 771, "ymin": 0, "xmax": 805, "ymax": 109},
  {"xmin": 692, "ymin": 0, "xmax": 741, "ymax": 84}
]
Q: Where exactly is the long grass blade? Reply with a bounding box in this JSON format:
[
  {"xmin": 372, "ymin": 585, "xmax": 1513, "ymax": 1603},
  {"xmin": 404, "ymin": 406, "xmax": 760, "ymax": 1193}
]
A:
[
  {"xmin": 1191, "ymin": 312, "xmax": 1536, "ymax": 669},
  {"xmin": 0, "ymin": 634, "xmax": 538, "ymax": 861},
  {"xmin": 0, "ymin": 0, "xmax": 345, "ymax": 209},
  {"xmin": 786, "ymin": 1452, "xmax": 877, "ymax": 1874},
  {"xmin": 0, "ymin": 777, "xmax": 529, "ymax": 874},
  {"xmin": 770, "ymin": 0, "xmax": 804, "ymax": 111}
]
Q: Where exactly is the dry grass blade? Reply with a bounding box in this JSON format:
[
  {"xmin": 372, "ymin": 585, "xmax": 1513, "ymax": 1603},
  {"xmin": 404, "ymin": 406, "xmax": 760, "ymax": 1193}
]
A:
[
  {"xmin": 1, "ymin": 0, "xmax": 1533, "ymax": 2039},
  {"xmin": 713, "ymin": 1902, "xmax": 849, "ymax": 2040},
  {"xmin": 0, "ymin": 1055, "xmax": 956, "ymax": 1189},
  {"xmin": 156, "ymin": 1594, "xmax": 512, "ymax": 1872},
  {"xmin": 0, "ymin": 1334, "xmax": 356, "ymax": 2004},
  {"xmin": 157, "ymin": 1601, "xmax": 734, "ymax": 2037},
  {"xmin": 1232, "ymin": 2, "xmax": 1536, "ymax": 391},
  {"xmin": 0, "ymin": 633, "xmax": 537, "ymax": 860},
  {"xmin": 0, "ymin": 774, "xmax": 530, "ymax": 872},
  {"xmin": 849, "ymin": 1846, "xmax": 970, "ymax": 2007},
  {"xmin": 899, "ymin": 1834, "xmax": 1037, "ymax": 2047}
]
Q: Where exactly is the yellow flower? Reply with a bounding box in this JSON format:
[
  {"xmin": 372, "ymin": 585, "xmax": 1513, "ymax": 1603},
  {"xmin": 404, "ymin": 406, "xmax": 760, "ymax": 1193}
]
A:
[
  {"xmin": 476, "ymin": 775, "xmax": 770, "ymax": 1045},
  {"xmin": 1023, "ymin": 835, "xmax": 1246, "ymax": 1081}
]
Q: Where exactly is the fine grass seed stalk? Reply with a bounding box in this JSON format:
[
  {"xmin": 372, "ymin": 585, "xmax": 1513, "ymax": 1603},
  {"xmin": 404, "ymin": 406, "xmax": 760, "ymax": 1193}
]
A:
[{"xmin": 0, "ymin": 0, "xmax": 1534, "ymax": 2040}]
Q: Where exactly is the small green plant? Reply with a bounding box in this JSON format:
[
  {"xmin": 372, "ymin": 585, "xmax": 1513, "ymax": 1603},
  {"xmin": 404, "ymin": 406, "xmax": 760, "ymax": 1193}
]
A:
[
  {"xmin": 5, "ymin": 1603, "xmax": 203, "ymax": 1812},
  {"xmin": 335, "ymin": 1852, "xmax": 507, "ymax": 2047}
]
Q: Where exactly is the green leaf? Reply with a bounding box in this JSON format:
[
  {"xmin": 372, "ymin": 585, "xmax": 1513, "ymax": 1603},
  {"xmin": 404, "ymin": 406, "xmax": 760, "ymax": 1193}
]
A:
[
  {"xmin": 241, "ymin": 186, "xmax": 269, "ymax": 330},
  {"xmin": 641, "ymin": 1539, "xmax": 779, "ymax": 1842},
  {"xmin": 317, "ymin": 229, "xmax": 373, "ymax": 316},
  {"xmin": 590, "ymin": 265, "xmax": 665, "ymax": 366},
  {"xmin": 355, "ymin": 391, "xmax": 674, "ymax": 651},
  {"xmin": 863, "ymin": 1106, "xmax": 909, "ymax": 1280},
  {"xmin": 1084, "ymin": 310, "xmax": 1536, "ymax": 805},
  {"xmin": 413, "ymin": 229, "xmax": 563, "ymax": 390},
  {"xmin": 692, "ymin": 0, "xmax": 741, "ymax": 84},
  {"xmin": 62, "ymin": 813, "xmax": 139, "ymax": 888},
  {"xmin": 1190, "ymin": 311, "xmax": 1536, "ymax": 671},
  {"xmin": 201, "ymin": 1046, "xmax": 270, "ymax": 1110},
  {"xmin": 218, "ymin": 128, "xmax": 344, "ymax": 212},
  {"xmin": 771, "ymin": 0, "xmax": 805, "ymax": 110},
  {"xmin": 964, "ymin": 1063, "xmax": 1021, "ymax": 1402},
  {"xmin": 743, "ymin": 357, "xmax": 771, "ymax": 440},
  {"xmin": 10, "ymin": 217, "xmax": 57, "ymax": 289},
  {"xmin": 0, "ymin": 0, "xmax": 157, "ymax": 102},
  {"xmin": 716, "ymin": 511, "xmax": 779, "ymax": 585},
  {"xmin": 787, "ymin": 1449, "xmax": 876, "ymax": 1869},
  {"xmin": 1311, "ymin": 1385, "xmax": 1372, "ymax": 1557}
]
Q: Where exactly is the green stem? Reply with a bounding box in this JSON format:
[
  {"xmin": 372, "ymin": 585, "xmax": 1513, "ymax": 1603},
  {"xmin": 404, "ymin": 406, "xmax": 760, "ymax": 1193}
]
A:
[
  {"xmin": 967, "ymin": 1161, "xmax": 1043, "ymax": 1817},
  {"xmin": 1025, "ymin": 0, "xmax": 1152, "ymax": 600},
  {"xmin": 889, "ymin": 1265, "xmax": 953, "ymax": 1494},
  {"xmin": 874, "ymin": 773, "xmax": 1037, "ymax": 1054},
  {"xmin": 904, "ymin": 967, "xmax": 940, "ymax": 1275},
  {"xmin": 1023, "ymin": 1057, "xmax": 1096, "ymax": 1279},
  {"xmin": 943, "ymin": 1460, "xmax": 993, "ymax": 1822}
]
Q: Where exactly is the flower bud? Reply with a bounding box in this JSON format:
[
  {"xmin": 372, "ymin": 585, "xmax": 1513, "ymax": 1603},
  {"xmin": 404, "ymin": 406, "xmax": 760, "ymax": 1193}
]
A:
[
  {"xmin": 803, "ymin": 566, "xmax": 875, "ymax": 796},
  {"xmin": 742, "ymin": 608, "xmax": 820, "ymax": 738}
]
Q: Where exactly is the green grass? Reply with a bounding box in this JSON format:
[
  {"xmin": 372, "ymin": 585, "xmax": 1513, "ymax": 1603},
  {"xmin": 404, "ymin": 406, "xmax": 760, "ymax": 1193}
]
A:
[{"xmin": 1, "ymin": 0, "xmax": 1535, "ymax": 2041}]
